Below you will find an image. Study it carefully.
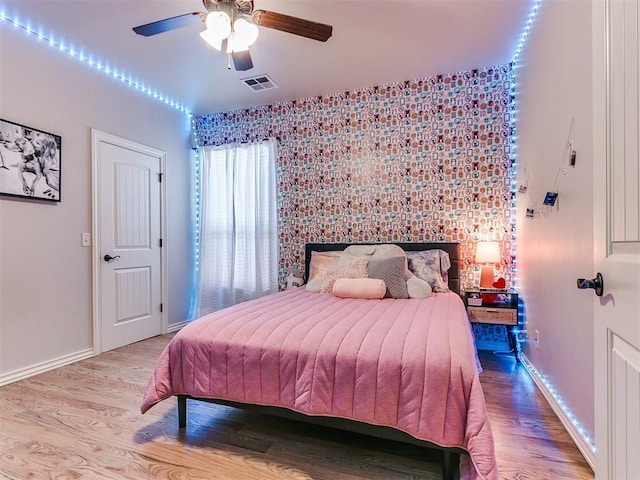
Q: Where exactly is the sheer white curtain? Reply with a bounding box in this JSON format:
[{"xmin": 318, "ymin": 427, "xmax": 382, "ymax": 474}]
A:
[{"xmin": 195, "ymin": 138, "xmax": 278, "ymax": 317}]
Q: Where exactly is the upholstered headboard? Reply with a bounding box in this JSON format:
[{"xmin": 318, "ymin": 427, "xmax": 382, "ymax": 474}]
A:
[{"xmin": 304, "ymin": 242, "xmax": 461, "ymax": 295}]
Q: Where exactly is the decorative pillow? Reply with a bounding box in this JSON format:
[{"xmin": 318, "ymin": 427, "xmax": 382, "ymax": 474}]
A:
[
  {"xmin": 341, "ymin": 243, "xmax": 412, "ymax": 278},
  {"xmin": 367, "ymin": 256, "xmax": 409, "ymax": 299},
  {"xmin": 321, "ymin": 257, "xmax": 369, "ymax": 294},
  {"xmin": 306, "ymin": 251, "xmax": 342, "ymax": 293},
  {"xmin": 340, "ymin": 245, "xmax": 376, "ymax": 260},
  {"xmin": 406, "ymin": 250, "xmax": 450, "ymax": 292},
  {"xmin": 332, "ymin": 278, "xmax": 386, "ymax": 299},
  {"xmin": 406, "ymin": 276, "xmax": 432, "ymax": 299}
]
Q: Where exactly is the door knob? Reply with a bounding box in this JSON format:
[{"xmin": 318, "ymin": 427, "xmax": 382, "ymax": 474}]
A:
[
  {"xmin": 577, "ymin": 272, "xmax": 604, "ymax": 297},
  {"xmin": 104, "ymin": 254, "xmax": 121, "ymax": 262}
]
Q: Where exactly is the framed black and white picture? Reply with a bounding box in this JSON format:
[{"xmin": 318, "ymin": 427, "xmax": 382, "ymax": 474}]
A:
[{"xmin": 0, "ymin": 118, "xmax": 61, "ymax": 202}]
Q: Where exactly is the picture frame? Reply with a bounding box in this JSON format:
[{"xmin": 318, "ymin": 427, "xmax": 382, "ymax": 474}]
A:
[
  {"xmin": 0, "ymin": 118, "xmax": 61, "ymax": 202},
  {"xmin": 543, "ymin": 191, "xmax": 558, "ymax": 206}
]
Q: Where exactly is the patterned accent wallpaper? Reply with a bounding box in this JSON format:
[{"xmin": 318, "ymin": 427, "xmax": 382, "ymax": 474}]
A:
[{"xmin": 193, "ymin": 64, "xmax": 516, "ymax": 295}]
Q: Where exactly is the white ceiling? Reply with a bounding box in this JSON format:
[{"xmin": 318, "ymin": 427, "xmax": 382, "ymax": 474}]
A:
[{"xmin": 2, "ymin": 0, "xmax": 532, "ymax": 116}]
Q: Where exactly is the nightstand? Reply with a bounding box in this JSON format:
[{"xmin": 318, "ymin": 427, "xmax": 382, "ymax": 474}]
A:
[{"xmin": 464, "ymin": 290, "xmax": 521, "ymax": 361}]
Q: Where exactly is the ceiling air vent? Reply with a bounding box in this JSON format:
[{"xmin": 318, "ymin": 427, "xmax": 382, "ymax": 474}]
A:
[{"xmin": 242, "ymin": 74, "xmax": 278, "ymax": 92}]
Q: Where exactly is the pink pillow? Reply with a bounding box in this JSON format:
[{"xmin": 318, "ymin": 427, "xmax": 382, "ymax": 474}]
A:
[
  {"xmin": 321, "ymin": 257, "xmax": 369, "ymax": 294},
  {"xmin": 333, "ymin": 278, "xmax": 386, "ymax": 299},
  {"xmin": 306, "ymin": 251, "xmax": 343, "ymax": 292}
]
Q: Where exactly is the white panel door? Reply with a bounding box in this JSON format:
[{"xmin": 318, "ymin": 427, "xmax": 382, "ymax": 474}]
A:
[
  {"xmin": 93, "ymin": 131, "xmax": 164, "ymax": 353},
  {"xmin": 593, "ymin": 0, "xmax": 640, "ymax": 478}
]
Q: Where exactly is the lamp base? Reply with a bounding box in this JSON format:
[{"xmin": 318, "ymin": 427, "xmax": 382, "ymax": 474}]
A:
[{"xmin": 479, "ymin": 266, "xmax": 494, "ymax": 289}]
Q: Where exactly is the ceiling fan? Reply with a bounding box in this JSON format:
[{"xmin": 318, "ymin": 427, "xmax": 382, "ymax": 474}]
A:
[{"xmin": 132, "ymin": 0, "xmax": 333, "ymax": 71}]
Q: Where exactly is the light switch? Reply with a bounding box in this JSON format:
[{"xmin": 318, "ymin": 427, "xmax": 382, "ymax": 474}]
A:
[{"xmin": 81, "ymin": 232, "xmax": 91, "ymax": 247}]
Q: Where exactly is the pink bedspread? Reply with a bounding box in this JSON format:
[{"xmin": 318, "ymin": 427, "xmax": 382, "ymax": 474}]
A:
[{"xmin": 141, "ymin": 288, "xmax": 497, "ymax": 479}]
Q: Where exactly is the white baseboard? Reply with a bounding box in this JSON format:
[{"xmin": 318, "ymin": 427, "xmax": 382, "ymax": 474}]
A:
[
  {"xmin": 0, "ymin": 348, "xmax": 94, "ymax": 387},
  {"xmin": 520, "ymin": 353, "xmax": 596, "ymax": 471},
  {"xmin": 0, "ymin": 326, "xmax": 186, "ymax": 387},
  {"xmin": 167, "ymin": 321, "xmax": 188, "ymax": 333}
]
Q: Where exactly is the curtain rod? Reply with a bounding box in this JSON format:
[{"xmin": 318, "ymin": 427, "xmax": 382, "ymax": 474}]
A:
[{"xmin": 192, "ymin": 137, "xmax": 281, "ymax": 150}]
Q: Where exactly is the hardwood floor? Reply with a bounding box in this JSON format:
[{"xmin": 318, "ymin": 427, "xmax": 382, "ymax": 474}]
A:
[
  {"xmin": 0, "ymin": 335, "xmax": 593, "ymax": 480},
  {"xmin": 478, "ymin": 352, "xmax": 593, "ymax": 480}
]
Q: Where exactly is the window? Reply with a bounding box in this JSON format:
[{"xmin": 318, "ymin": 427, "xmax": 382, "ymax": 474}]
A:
[{"xmin": 194, "ymin": 138, "xmax": 278, "ymax": 317}]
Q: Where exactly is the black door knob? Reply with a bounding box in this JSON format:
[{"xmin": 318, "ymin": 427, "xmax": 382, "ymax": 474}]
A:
[
  {"xmin": 104, "ymin": 254, "xmax": 121, "ymax": 262},
  {"xmin": 577, "ymin": 272, "xmax": 604, "ymax": 297}
]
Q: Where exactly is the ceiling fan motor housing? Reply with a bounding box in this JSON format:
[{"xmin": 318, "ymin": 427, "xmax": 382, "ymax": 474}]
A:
[{"xmin": 204, "ymin": 0, "xmax": 254, "ymax": 16}]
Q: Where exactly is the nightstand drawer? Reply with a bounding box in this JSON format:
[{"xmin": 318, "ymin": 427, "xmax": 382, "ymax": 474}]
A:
[{"xmin": 467, "ymin": 306, "xmax": 518, "ymax": 325}]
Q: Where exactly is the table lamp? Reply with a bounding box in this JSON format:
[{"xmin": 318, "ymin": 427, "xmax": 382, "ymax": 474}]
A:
[{"xmin": 475, "ymin": 241, "xmax": 500, "ymax": 289}]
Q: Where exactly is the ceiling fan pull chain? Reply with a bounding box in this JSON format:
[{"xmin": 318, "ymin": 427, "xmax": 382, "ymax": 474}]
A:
[{"xmin": 227, "ymin": 52, "xmax": 232, "ymax": 70}]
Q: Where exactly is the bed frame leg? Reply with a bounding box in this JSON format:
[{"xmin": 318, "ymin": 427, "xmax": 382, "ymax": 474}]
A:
[
  {"xmin": 178, "ymin": 395, "xmax": 187, "ymax": 428},
  {"xmin": 442, "ymin": 450, "xmax": 460, "ymax": 480}
]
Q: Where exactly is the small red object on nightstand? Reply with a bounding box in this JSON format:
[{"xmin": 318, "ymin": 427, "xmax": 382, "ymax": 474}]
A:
[{"xmin": 493, "ymin": 277, "xmax": 506, "ymax": 289}]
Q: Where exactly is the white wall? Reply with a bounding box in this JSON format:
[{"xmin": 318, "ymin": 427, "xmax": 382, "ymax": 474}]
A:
[
  {"xmin": 516, "ymin": 0, "xmax": 594, "ymax": 446},
  {"xmin": 0, "ymin": 26, "xmax": 194, "ymax": 378}
]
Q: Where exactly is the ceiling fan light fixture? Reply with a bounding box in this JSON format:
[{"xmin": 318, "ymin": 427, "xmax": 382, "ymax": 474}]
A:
[
  {"xmin": 233, "ymin": 17, "xmax": 259, "ymax": 47},
  {"xmin": 205, "ymin": 11, "xmax": 231, "ymax": 34},
  {"xmin": 199, "ymin": 28, "xmax": 223, "ymax": 51},
  {"xmin": 201, "ymin": 11, "xmax": 257, "ymax": 53},
  {"xmin": 226, "ymin": 31, "xmax": 248, "ymax": 53},
  {"xmin": 200, "ymin": 10, "xmax": 231, "ymax": 50},
  {"xmin": 225, "ymin": 18, "xmax": 259, "ymax": 53}
]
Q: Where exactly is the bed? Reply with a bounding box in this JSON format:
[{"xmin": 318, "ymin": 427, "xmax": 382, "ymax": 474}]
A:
[{"xmin": 141, "ymin": 242, "xmax": 497, "ymax": 480}]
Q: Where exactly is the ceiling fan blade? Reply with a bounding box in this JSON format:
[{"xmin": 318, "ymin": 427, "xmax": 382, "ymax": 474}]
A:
[
  {"xmin": 232, "ymin": 50, "xmax": 254, "ymax": 71},
  {"xmin": 252, "ymin": 10, "xmax": 332, "ymax": 42},
  {"xmin": 133, "ymin": 12, "xmax": 204, "ymax": 37}
]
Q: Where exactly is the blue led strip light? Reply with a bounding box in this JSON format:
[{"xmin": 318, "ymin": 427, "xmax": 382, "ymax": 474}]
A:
[
  {"xmin": 188, "ymin": 117, "xmax": 202, "ymax": 320},
  {"xmin": 508, "ymin": 64, "xmax": 518, "ymax": 289},
  {"xmin": 0, "ymin": 10, "xmax": 192, "ymax": 116},
  {"xmin": 191, "ymin": 117, "xmax": 202, "ymax": 276},
  {"xmin": 509, "ymin": 0, "xmax": 596, "ymax": 456},
  {"xmin": 509, "ymin": 0, "xmax": 542, "ymax": 289},
  {"xmin": 521, "ymin": 356, "xmax": 597, "ymax": 453},
  {"xmin": 512, "ymin": 0, "xmax": 542, "ymax": 66}
]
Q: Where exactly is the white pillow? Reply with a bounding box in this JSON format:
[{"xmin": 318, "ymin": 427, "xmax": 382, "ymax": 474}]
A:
[{"xmin": 407, "ymin": 276, "xmax": 432, "ymax": 299}]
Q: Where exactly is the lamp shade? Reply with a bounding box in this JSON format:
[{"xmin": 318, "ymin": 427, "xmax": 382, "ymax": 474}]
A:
[
  {"xmin": 233, "ymin": 18, "xmax": 259, "ymax": 49},
  {"xmin": 200, "ymin": 11, "xmax": 232, "ymax": 51},
  {"xmin": 475, "ymin": 241, "xmax": 500, "ymax": 289},
  {"xmin": 200, "ymin": 28, "xmax": 223, "ymax": 50},
  {"xmin": 206, "ymin": 11, "xmax": 231, "ymax": 36},
  {"xmin": 475, "ymin": 241, "xmax": 500, "ymax": 264}
]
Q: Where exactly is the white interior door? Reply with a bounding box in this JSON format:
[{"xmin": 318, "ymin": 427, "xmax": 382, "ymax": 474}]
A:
[
  {"xmin": 593, "ymin": 0, "xmax": 640, "ymax": 478},
  {"xmin": 92, "ymin": 130, "xmax": 165, "ymax": 353}
]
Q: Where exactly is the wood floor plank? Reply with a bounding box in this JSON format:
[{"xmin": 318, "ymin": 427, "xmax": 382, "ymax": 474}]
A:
[{"xmin": 0, "ymin": 334, "xmax": 593, "ymax": 480}]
